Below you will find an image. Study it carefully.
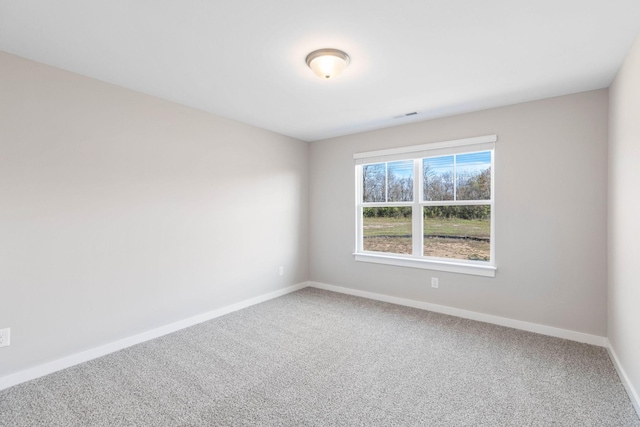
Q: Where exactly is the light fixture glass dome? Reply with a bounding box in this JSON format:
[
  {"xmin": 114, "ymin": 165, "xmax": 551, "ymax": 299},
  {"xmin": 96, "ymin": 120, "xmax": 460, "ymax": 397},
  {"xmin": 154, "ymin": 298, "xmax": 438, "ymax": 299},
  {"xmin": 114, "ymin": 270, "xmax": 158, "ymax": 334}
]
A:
[{"xmin": 306, "ymin": 49, "xmax": 350, "ymax": 79}]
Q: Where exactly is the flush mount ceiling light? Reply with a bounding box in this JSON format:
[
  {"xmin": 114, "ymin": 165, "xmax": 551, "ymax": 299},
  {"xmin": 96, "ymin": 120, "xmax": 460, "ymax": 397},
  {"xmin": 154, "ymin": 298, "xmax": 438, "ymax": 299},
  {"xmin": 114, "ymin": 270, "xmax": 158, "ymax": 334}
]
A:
[{"xmin": 306, "ymin": 48, "xmax": 350, "ymax": 79}]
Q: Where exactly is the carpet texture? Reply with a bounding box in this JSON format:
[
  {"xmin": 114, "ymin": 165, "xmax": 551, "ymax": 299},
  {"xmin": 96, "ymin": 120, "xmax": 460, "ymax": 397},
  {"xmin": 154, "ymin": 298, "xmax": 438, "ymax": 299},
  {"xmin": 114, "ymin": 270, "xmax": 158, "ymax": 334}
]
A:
[{"xmin": 1, "ymin": 288, "xmax": 638, "ymax": 426}]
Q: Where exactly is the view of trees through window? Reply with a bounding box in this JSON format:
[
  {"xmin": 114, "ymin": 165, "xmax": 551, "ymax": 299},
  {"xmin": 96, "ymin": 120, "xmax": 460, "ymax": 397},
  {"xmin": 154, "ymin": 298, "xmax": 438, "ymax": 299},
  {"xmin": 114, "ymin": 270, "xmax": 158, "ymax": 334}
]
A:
[
  {"xmin": 363, "ymin": 160, "xmax": 413, "ymax": 202},
  {"xmin": 423, "ymin": 153, "xmax": 491, "ymax": 201},
  {"xmin": 361, "ymin": 151, "xmax": 492, "ymax": 261}
]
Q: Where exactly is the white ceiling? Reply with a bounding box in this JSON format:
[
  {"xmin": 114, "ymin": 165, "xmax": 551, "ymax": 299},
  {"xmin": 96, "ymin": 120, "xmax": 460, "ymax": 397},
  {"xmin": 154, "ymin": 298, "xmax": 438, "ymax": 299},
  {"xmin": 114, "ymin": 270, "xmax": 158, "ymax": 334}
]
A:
[{"xmin": 1, "ymin": 1, "xmax": 639, "ymax": 142}]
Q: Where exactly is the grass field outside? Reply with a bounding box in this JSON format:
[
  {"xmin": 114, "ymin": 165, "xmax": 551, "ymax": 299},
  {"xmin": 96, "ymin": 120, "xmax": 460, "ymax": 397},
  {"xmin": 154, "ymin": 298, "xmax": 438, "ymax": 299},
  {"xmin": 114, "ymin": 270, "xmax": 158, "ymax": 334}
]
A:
[
  {"xmin": 363, "ymin": 216, "xmax": 490, "ymax": 260},
  {"xmin": 362, "ymin": 216, "xmax": 412, "ymax": 254}
]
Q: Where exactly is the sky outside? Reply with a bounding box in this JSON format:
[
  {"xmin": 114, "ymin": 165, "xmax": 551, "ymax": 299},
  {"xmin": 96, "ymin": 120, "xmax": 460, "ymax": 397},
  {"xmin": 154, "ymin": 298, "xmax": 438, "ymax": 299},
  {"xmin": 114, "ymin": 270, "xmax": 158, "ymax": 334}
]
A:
[{"xmin": 381, "ymin": 151, "xmax": 492, "ymax": 179}]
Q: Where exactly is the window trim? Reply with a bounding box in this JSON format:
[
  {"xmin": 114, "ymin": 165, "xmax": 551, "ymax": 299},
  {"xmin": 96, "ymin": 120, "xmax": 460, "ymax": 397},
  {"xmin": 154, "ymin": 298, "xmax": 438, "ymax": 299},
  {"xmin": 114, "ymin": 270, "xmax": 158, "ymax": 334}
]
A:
[{"xmin": 354, "ymin": 135, "xmax": 496, "ymax": 277}]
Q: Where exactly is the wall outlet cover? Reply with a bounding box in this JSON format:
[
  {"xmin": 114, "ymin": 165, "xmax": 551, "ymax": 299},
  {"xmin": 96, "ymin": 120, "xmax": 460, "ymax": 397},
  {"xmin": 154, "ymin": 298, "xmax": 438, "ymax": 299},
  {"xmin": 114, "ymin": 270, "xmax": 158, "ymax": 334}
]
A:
[{"xmin": 0, "ymin": 328, "xmax": 10, "ymax": 347}]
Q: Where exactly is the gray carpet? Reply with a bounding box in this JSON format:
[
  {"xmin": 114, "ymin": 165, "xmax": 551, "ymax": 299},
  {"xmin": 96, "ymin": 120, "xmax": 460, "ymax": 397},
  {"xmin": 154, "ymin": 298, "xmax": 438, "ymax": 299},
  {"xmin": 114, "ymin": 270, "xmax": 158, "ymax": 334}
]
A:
[{"xmin": 1, "ymin": 288, "xmax": 638, "ymax": 426}]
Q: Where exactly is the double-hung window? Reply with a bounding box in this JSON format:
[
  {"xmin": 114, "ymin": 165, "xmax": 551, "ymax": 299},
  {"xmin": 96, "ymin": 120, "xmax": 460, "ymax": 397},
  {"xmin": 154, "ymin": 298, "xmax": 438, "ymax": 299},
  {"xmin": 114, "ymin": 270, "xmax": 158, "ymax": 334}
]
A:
[{"xmin": 354, "ymin": 135, "xmax": 496, "ymax": 277}]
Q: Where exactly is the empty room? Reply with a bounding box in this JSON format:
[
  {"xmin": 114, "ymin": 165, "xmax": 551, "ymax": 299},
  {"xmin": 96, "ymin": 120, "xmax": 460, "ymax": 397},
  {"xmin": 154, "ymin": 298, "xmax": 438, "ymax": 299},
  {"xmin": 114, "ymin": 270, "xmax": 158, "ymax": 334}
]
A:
[{"xmin": 1, "ymin": 1, "xmax": 639, "ymax": 425}]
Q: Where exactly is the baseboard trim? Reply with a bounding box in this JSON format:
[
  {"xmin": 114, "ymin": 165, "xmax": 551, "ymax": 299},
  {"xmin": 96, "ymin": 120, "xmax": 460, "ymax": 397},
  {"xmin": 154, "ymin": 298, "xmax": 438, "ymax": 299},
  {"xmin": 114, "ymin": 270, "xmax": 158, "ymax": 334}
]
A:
[
  {"xmin": 0, "ymin": 281, "xmax": 309, "ymax": 391},
  {"xmin": 0, "ymin": 280, "xmax": 616, "ymax": 394},
  {"xmin": 309, "ymin": 281, "xmax": 608, "ymax": 347},
  {"xmin": 606, "ymin": 340, "xmax": 640, "ymax": 418}
]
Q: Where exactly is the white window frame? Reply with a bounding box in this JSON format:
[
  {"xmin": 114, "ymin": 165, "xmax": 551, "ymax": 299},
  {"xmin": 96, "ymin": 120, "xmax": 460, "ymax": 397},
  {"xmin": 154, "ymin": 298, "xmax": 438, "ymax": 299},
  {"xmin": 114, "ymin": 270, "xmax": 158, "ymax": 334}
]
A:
[{"xmin": 354, "ymin": 135, "xmax": 496, "ymax": 277}]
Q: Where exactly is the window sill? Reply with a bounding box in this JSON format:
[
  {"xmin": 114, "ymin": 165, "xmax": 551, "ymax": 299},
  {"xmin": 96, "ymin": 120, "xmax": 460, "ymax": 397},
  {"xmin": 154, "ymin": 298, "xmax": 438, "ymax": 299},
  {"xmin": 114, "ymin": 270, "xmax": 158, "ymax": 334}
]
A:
[{"xmin": 353, "ymin": 252, "xmax": 496, "ymax": 277}]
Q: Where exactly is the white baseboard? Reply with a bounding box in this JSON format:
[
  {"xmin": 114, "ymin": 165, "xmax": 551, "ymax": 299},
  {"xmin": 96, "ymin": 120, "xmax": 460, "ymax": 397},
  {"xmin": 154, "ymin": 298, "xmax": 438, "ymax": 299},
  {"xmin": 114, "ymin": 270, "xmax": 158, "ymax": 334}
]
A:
[
  {"xmin": 309, "ymin": 281, "xmax": 608, "ymax": 347},
  {"xmin": 1, "ymin": 280, "xmax": 620, "ymax": 398},
  {"xmin": 607, "ymin": 341, "xmax": 640, "ymax": 418},
  {"xmin": 0, "ymin": 282, "xmax": 309, "ymax": 391},
  {"xmin": 309, "ymin": 282, "xmax": 638, "ymax": 417}
]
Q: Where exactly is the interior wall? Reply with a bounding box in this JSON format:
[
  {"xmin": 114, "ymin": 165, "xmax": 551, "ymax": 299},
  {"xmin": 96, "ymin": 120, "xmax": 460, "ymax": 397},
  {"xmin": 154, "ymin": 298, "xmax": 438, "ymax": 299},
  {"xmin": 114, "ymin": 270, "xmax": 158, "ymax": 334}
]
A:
[
  {"xmin": 608, "ymin": 36, "xmax": 640, "ymax": 404},
  {"xmin": 0, "ymin": 52, "xmax": 309, "ymax": 377},
  {"xmin": 310, "ymin": 89, "xmax": 609, "ymax": 336}
]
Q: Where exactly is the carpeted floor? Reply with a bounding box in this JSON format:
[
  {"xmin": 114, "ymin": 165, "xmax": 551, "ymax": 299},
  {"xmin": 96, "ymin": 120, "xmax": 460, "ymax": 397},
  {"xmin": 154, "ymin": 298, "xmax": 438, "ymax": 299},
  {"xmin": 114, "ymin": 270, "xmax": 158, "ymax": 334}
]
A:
[{"xmin": 1, "ymin": 287, "xmax": 638, "ymax": 426}]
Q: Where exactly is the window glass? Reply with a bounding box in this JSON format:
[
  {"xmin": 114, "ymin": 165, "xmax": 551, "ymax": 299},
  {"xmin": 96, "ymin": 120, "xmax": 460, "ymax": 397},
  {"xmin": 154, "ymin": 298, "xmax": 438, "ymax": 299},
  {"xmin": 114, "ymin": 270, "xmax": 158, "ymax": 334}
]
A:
[
  {"xmin": 423, "ymin": 155, "xmax": 454, "ymax": 201},
  {"xmin": 423, "ymin": 206, "xmax": 491, "ymax": 261},
  {"xmin": 363, "ymin": 207, "xmax": 412, "ymax": 254},
  {"xmin": 387, "ymin": 160, "xmax": 413, "ymax": 202},
  {"xmin": 362, "ymin": 163, "xmax": 385, "ymax": 202},
  {"xmin": 456, "ymin": 151, "xmax": 491, "ymax": 200}
]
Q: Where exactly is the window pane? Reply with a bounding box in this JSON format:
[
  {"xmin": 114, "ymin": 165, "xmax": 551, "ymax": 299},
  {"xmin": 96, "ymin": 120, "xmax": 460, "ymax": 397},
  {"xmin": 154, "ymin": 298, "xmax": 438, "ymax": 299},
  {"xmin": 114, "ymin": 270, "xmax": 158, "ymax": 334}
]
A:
[
  {"xmin": 363, "ymin": 163, "xmax": 386, "ymax": 202},
  {"xmin": 456, "ymin": 151, "xmax": 491, "ymax": 200},
  {"xmin": 423, "ymin": 206, "xmax": 490, "ymax": 261},
  {"xmin": 387, "ymin": 160, "xmax": 414, "ymax": 202},
  {"xmin": 423, "ymin": 156, "xmax": 454, "ymax": 201},
  {"xmin": 363, "ymin": 207, "xmax": 412, "ymax": 255}
]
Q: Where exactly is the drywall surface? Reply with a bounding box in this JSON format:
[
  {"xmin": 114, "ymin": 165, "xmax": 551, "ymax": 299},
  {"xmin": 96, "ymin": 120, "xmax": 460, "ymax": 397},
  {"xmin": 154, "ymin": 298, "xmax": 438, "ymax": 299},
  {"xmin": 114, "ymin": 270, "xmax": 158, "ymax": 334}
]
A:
[
  {"xmin": 608, "ymin": 36, "xmax": 640, "ymax": 406},
  {"xmin": 310, "ymin": 90, "xmax": 608, "ymax": 336},
  {"xmin": 0, "ymin": 52, "xmax": 309, "ymax": 377}
]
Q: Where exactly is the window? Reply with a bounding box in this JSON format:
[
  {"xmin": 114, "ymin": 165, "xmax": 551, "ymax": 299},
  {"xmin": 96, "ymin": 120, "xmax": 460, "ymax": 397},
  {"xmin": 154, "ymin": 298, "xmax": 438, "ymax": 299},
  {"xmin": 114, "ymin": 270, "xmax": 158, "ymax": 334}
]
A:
[{"xmin": 354, "ymin": 135, "xmax": 496, "ymax": 277}]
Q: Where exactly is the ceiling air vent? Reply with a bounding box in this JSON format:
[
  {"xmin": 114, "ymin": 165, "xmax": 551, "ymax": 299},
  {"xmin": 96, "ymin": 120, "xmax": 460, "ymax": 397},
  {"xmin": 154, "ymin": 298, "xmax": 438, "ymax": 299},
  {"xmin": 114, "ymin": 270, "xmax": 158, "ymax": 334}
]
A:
[{"xmin": 393, "ymin": 112, "xmax": 419, "ymax": 119}]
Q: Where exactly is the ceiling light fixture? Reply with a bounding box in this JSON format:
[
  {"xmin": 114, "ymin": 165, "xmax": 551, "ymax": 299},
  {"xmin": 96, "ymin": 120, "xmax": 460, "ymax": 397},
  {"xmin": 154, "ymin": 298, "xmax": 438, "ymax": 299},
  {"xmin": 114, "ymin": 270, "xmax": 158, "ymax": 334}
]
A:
[{"xmin": 306, "ymin": 48, "xmax": 350, "ymax": 79}]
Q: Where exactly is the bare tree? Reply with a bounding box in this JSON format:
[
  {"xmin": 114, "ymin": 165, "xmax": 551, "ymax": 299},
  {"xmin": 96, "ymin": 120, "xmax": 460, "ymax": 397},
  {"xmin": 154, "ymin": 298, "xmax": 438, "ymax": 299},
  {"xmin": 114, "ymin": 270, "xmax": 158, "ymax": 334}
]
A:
[
  {"xmin": 363, "ymin": 164, "xmax": 385, "ymax": 202},
  {"xmin": 423, "ymin": 165, "xmax": 454, "ymax": 201},
  {"xmin": 457, "ymin": 168, "xmax": 491, "ymax": 200},
  {"xmin": 388, "ymin": 174, "xmax": 413, "ymax": 202}
]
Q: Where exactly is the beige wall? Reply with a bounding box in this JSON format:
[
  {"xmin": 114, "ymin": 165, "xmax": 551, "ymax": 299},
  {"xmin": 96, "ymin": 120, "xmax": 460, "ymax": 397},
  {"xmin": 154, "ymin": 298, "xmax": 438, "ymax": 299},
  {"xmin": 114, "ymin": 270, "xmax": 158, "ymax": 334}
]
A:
[
  {"xmin": 0, "ymin": 52, "xmax": 309, "ymax": 377},
  {"xmin": 608, "ymin": 36, "xmax": 640, "ymax": 406},
  {"xmin": 310, "ymin": 90, "xmax": 609, "ymax": 336}
]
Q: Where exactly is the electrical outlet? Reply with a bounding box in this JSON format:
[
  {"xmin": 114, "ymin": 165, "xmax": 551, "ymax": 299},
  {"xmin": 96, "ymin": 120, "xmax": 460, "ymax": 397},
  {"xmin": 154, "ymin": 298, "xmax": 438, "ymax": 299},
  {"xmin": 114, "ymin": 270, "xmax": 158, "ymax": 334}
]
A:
[
  {"xmin": 0, "ymin": 328, "xmax": 10, "ymax": 348},
  {"xmin": 279, "ymin": 266, "xmax": 284, "ymax": 276},
  {"xmin": 431, "ymin": 277, "xmax": 439, "ymax": 288}
]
